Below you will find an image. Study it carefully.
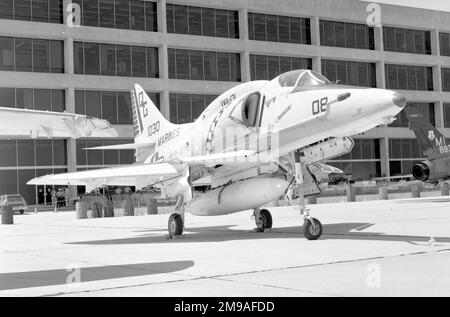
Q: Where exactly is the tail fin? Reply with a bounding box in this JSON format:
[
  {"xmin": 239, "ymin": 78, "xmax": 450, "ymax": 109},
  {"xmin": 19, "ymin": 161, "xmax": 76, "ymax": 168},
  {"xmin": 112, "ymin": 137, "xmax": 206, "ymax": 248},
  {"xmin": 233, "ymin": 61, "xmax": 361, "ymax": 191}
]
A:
[
  {"xmin": 405, "ymin": 108, "xmax": 448, "ymax": 160},
  {"xmin": 131, "ymin": 84, "xmax": 177, "ymax": 143}
]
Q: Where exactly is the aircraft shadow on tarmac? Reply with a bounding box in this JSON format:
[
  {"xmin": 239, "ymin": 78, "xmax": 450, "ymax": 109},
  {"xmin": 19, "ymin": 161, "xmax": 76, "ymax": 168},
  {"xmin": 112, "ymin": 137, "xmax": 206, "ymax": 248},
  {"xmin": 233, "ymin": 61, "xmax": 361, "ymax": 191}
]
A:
[
  {"xmin": 65, "ymin": 222, "xmax": 450, "ymax": 245},
  {"xmin": 0, "ymin": 260, "xmax": 194, "ymax": 291}
]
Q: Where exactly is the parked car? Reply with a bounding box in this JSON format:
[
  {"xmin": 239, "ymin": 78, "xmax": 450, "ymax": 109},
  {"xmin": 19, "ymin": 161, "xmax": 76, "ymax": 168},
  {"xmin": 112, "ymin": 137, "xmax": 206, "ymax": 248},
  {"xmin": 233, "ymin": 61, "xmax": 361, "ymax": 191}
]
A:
[{"xmin": 0, "ymin": 194, "xmax": 27, "ymax": 214}]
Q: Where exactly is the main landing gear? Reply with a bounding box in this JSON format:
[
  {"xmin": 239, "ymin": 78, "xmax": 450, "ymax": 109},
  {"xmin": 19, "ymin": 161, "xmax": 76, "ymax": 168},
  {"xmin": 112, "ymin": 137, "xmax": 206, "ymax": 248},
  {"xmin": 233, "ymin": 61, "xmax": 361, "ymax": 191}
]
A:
[
  {"xmin": 254, "ymin": 208, "xmax": 273, "ymax": 232},
  {"xmin": 291, "ymin": 151, "xmax": 323, "ymax": 240},
  {"xmin": 168, "ymin": 193, "xmax": 186, "ymax": 239}
]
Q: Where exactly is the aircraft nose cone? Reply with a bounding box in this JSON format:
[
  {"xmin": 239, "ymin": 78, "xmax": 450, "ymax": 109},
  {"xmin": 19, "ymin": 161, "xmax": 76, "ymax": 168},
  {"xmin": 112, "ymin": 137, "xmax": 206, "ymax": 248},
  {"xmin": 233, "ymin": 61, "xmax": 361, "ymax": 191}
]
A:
[{"xmin": 392, "ymin": 93, "xmax": 406, "ymax": 108}]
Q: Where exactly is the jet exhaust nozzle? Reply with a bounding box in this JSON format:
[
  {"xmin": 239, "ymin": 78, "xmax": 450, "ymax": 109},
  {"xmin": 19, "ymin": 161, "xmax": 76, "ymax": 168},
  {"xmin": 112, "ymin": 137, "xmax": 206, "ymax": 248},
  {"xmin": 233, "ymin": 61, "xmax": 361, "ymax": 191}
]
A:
[{"xmin": 412, "ymin": 162, "xmax": 431, "ymax": 182}]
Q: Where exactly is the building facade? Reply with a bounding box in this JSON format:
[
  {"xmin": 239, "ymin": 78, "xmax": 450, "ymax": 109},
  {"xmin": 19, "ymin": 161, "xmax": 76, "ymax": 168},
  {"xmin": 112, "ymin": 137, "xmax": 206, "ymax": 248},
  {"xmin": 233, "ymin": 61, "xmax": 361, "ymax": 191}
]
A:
[{"xmin": 0, "ymin": 0, "xmax": 450, "ymax": 204}]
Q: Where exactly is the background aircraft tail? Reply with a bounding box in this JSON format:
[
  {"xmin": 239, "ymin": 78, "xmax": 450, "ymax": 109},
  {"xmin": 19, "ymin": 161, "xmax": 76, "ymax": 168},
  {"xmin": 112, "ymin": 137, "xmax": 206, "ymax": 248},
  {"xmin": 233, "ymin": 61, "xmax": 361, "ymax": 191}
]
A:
[
  {"xmin": 405, "ymin": 108, "xmax": 449, "ymax": 160},
  {"xmin": 131, "ymin": 84, "xmax": 178, "ymax": 144}
]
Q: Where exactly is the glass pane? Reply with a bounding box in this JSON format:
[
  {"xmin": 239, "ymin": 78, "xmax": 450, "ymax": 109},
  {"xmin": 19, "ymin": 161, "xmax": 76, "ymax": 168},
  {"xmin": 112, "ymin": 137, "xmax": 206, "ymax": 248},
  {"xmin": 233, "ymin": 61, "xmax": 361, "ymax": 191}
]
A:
[
  {"xmin": 99, "ymin": 0, "xmax": 114, "ymax": 28},
  {"xmin": 254, "ymin": 13, "xmax": 266, "ymax": 41},
  {"xmin": 215, "ymin": 9, "xmax": 229, "ymax": 38},
  {"xmin": 267, "ymin": 55, "xmax": 280, "ymax": 79},
  {"xmin": 50, "ymin": 40, "xmax": 64, "ymax": 73},
  {"xmin": 18, "ymin": 169, "xmax": 36, "ymax": 205},
  {"xmin": 395, "ymin": 28, "xmax": 406, "ymax": 52},
  {"xmin": 202, "ymin": 8, "xmax": 215, "ymax": 37},
  {"xmin": 145, "ymin": 1, "xmax": 157, "ymax": 32},
  {"xmin": 76, "ymin": 139, "xmax": 87, "ymax": 165},
  {"xmin": 203, "ymin": 51, "xmax": 217, "ymax": 81},
  {"xmin": 53, "ymin": 140, "xmax": 67, "ymax": 165},
  {"xmin": 356, "ymin": 24, "xmax": 368, "ymax": 49},
  {"xmin": 0, "ymin": 140, "xmax": 17, "ymax": 166},
  {"xmin": 255, "ymin": 54, "xmax": 268, "ymax": 80},
  {"xmin": 32, "ymin": 0, "xmax": 49, "ymax": 22},
  {"xmin": 174, "ymin": 5, "xmax": 188, "ymax": 34},
  {"xmin": 146, "ymin": 47, "xmax": 158, "ymax": 78},
  {"xmin": 130, "ymin": 0, "xmax": 145, "ymax": 31},
  {"xmin": 118, "ymin": 139, "xmax": 134, "ymax": 164},
  {"xmin": 188, "ymin": 6, "xmax": 202, "ymax": 35},
  {"xmin": 102, "ymin": 139, "xmax": 119, "ymax": 165},
  {"xmin": 191, "ymin": 95, "xmax": 205, "ymax": 121},
  {"xmin": 168, "ymin": 48, "xmax": 176, "ymax": 78},
  {"xmin": 33, "ymin": 39, "xmax": 50, "ymax": 73},
  {"xmin": 83, "ymin": 0, "xmax": 98, "ymax": 27},
  {"xmin": 0, "ymin": 87, "xmax": 15, "ymax": 108},
  {"xmin": 217, "ymin": 52, "xmax": 230, "ymax": 81},
  {"xmin": 86, "ymin": 140, "xmax": 103, "ymax": 165},
  {"xmin": 16, "ymin": 88, "xmax": 33, "ymax": 109},
  {"xmin": 248, "ymin": 12, "xmax": 254, "ymax": 40},
  {"xmin": 15, "ymin": 37, "xmax": 33, "ymax": 72},
  {"xmin": 51, "ymin": 89, "xmax": 65, "ymax": 112},
  {"xmin": 334, "ymin": 22, "xmax": 345, "ymax": 47},
  {"xmin": 117, "ymin": 92, "xmax": 132, "ymax": 125},
  {"xmin": 49, "ymin": 0, "xmax": 63, "ymax": 23},
  {"xmin": 0, "ymin": 170, "xmax": 18, "ymax": 194},
  {"xmin": 116, "ymin": 45, "xmax": 131, "ymax": 77},
  {"xmin": 230, "ymin": 53, "xmax": 241, "ymax": 81},
  {"xmin": 100, "ymin": 43, "xmax": 116, "ymax": 76},
  {"xmin": 0, "ymin": 0, "xmax": 14, "ymax": 19},
  {"xmin": 176, "ymin": 94, "xmax": 191, "ymax": 124},
  {"xmin": 85, "ymin": 90, "xmax": 101, "ymax": 118},
  {"xmin": 228, "ymin": 11, "xmax": 239, "ymax": 39},
  {"xmin": 34, "ymin": 89, "xmax": 51, "ymax": 111},
  {"xmin": 73, "ymin": 41, "xmax": 84, "ymax": 74},
  {"xmin": 166, "ymin": 4, "xmax": 175, "ymax": 33},
  {"xmin": 115, "ymin": 0, "xmax": 130, "ymax": 29},
  {"xmin": 175, "ymin": 49, "xmax": 190, "ymax": 79},
  {"xmin": 0, "ymin": 36, "xmax": 14, "ymax": 71},
  {"xmin": 266, "ymin": 15, "xmax": 278, "ymax": 42},
  {"xmin": 323, "ymin": 20, "xmax": 335, "ymax": 46},
  {"xmin": 75, "ymin": 90, "xmax": 85, "ymax": 114},
  {"xmin": 190, "ymin": 50, "xmax": 203, "ymax": 80},
  {"xmin": 35, "ymin": 140, "xmax": 53, "ymax": 166},
  {"xmin": 289, "ymin": 17, "xmax": 301, "ymax": 44},
  {"xmin": 101, "ymin": 91, "xmax": 117, "ymax": 124},
  {"xmin": 405, "ymin": 29, "xmax": 415, "ymax": 53},
  {"xmin": 345, "ymin": 23, "xmax": 356, "ymax": 48},
  {"xmin": 278, "ymin": 16, "xmax": 290, "ymax": 43},
  {"xmin": 14, "ymin": 0, "xmax": 31, "ymax": 21},
  {"xmin": 84, "ymin": 42, "xmax": 100, "ymax": 75},
  {"xmin": 132, "ymin": 46, "xmax": 146, "ymax": 77}
]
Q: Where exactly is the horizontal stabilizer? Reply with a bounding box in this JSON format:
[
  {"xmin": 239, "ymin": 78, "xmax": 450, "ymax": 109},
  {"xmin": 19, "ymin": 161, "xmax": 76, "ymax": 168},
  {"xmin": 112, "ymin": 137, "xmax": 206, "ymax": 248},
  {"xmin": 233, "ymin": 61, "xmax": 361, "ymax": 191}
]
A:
[{"xmin": 84, "ymin": 142, "xmax": 155, "ymax": 151}]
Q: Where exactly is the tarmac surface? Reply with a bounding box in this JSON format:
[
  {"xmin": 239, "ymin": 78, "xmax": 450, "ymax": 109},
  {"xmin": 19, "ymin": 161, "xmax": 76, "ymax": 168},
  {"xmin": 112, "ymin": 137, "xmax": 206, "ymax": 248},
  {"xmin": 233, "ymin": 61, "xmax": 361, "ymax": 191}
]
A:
[{"xmin": 1, "ymin": 197, "xmax": 450, "ymax": 297}]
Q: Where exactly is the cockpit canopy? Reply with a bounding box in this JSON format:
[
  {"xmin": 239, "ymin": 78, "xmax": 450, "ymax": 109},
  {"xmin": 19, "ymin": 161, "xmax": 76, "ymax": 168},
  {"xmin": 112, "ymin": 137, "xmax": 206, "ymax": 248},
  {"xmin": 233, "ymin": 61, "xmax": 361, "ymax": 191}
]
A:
[{"xmin": 273, "ymin": 70, "xmax": 330, "ymax": 88}]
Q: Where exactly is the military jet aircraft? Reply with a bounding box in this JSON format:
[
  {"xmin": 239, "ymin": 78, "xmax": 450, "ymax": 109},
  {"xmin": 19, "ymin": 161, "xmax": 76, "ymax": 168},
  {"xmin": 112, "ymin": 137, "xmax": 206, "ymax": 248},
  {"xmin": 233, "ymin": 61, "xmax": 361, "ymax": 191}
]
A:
[
  {"xmin": 28, "ymin": 70, "xmax": 406, "ymax": 240},
  {"xmin": 405, "ymin": 108, "xmax": 450, "ymax": 184}
]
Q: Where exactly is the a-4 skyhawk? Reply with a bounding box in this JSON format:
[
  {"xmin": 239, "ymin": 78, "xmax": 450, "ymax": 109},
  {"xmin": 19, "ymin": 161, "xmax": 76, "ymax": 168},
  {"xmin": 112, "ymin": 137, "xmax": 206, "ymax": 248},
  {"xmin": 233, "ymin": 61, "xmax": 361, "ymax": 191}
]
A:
[{"xmin": 29, "ymin": 70, "xmax": 406, "ymax": 240}]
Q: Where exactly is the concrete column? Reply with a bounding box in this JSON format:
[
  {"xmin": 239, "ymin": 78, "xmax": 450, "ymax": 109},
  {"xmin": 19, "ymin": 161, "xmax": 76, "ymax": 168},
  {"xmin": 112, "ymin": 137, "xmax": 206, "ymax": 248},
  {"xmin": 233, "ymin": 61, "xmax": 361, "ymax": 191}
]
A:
[
  {"xmin": 374, "ymin": 26, "xmax": 383, "ymax": 51},
  {"xmin": 241, "ymin": 51, "xmax": 251, "ymax": 82},
  {"xmin": 310, "ymin": 16, "xmax": 321, "ymax": 47},
  {"xmin": 157, "ymin": 0, "xmax": 167, "ymax": 34},
  {"xmin": 435, "ymin": 101, "xmax": 445, "ymax": 128},
  {"xmin": 376, "ymin": 61, "xmax": 386, "ymax": 89},
  {"xmin": 312, "ymin": 57, "xmax": 321, "ymax": 73},
  {"xmin": 160, "ymin": 90, "xmax": 170, "ymax": 121},
  {"xmin": 64, "ymin": 37, "xmax": 74, "ymax": 75},
  {"xmin": 379, "ymin": 137, "xmax": 390, "ymax": 177},
  {"xmin": 430, "ymin": 29, "xmax": 440, "ymax": 56},
  {"xmin": 238, "ymin": 8, "xmax": 248, "ymax": 40},
  {"xmin": 65, "ymin": 87, "xmax": 75, "ymax": 112},
  {"xmin": 433, "ymin": 65, "xmax": 442, "ymax": 92}
]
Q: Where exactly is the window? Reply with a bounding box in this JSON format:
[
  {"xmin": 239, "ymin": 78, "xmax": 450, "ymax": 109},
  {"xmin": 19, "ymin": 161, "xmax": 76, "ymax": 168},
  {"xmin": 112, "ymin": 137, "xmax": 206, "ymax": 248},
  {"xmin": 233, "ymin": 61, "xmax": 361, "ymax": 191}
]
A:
[
  {"xmin": 0, "ymin": 37, "xmax": 15, "ymax": 71},
  {"xmin": 33, "ymin": 39, "xmax": 50, "ymax": 73},
  {"xmin": 389, "ymin": 138, "xmax": 423, "ymax": 176},
  {"xmin": 74, "ymin": 41, "xmax": 158, "ymax": 78},
  {"xmin": 99, "ymin": 0, "xmax": 114, "ymax": 28},
  {"xmin": 442, "ymin": 68, "xmax": 450, "ymax": 92},
  {"xmin": 250, "ymin": 54, "xmax": 312, "ymax": 81},
  {"xmin": 390, "ymin": 102, "xmax": 435, "ymax": 128},
  {"xmin": 385, "ymin": 64, "xmax": 433, "ymax": 91},
  {"xmin": 0, "ymin": 88, "xmax": 15, "ymax": 108},
  {"xmin": 443, "ymin": 103, "xmax": 450, "ymax": 128},
  {"xmin": 440, "ymin": 32, "xmax": 450, "ymax": 57},
  {"xmin": 83, "ymin": 0, "xmax": 99, "ymax": 27},
  {"xmin": 383, "ymin": 27, "xmax": 431, "ymax": 55},
  {"xmin": 320, "ymin": 20, "xmax": 375, "ymax": 50},
  {"xmin": 169, "ymin": 49, "xmax": 241, "ymax": 82},
  {"xmin": 321, "ymin": 60, "xmax": 376, "ymax": 87},
  {"xmin": 169, "ymin": 93, "xmax": 218, "ymax": 124},
  {"xmin": 249, "ymin": 12, "xmax": 310, "ymax": 45},
  {"xmin": 15, "ymin": 38, "xmax": 32, "ymax": 72},
  {"xmin": 167, "ymin": 4, "xmax": 238, "ymax": 39},
  {"xmin": 0, "ymin": 0, "xmax": 14, "ymax": 19},
  {"xmin": 115, "ymin": 0, "xmax": 130, "ymax": 29},
  {"xmin": 0, "ymin": 0, "xmax": 63, "ymax": 23}
]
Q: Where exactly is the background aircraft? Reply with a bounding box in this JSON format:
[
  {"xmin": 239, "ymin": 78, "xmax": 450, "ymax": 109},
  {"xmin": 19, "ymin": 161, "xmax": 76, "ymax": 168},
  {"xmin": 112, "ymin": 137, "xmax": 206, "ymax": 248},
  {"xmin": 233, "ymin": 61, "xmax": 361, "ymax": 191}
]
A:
[
  {"xmin": 0, "ymin": 107, "xmax": 118, "ymax": 139},
  {"xmin": 405, "ymin": 108, "xmax": 450, "ymax": 184},
  {"xmin": 28, "ymin": 70, "xmax": 406, "ymax": 240}
]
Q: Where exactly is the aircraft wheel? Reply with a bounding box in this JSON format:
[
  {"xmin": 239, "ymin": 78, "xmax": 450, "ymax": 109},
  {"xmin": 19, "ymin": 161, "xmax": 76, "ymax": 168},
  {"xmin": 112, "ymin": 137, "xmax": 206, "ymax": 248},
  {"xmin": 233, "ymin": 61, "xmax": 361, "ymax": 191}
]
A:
[
  {"xmin": 255, "ymin": 209, "xmax": 272, "ymax": 232},
  {"xmin": 303, "ymin": 218, "xmax": 322, "ymax": 240},
  {"xmin": 168, "ymin": 213, "xmax": 183, "ymax": 238}
]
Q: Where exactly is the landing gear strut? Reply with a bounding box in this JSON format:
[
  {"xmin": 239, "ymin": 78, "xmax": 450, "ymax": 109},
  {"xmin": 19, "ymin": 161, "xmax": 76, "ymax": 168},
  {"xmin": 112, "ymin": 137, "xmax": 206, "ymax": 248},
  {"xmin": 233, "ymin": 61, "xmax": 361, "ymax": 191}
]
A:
[
  {"xmin": 291, "ymin": 151, "xmax": 323, "ymax": 240},
  {"xmin": 254, "ymin": 208, "xmax": 273, "ymax": 232}
]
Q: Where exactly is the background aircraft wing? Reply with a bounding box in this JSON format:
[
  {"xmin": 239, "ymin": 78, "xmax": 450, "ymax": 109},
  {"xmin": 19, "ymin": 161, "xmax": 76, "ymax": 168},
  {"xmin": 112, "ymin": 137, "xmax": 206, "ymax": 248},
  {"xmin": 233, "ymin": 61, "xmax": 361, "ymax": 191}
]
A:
[{"xmin": 0, "ymin": 107, "xmax": 118, "ymax": 138}]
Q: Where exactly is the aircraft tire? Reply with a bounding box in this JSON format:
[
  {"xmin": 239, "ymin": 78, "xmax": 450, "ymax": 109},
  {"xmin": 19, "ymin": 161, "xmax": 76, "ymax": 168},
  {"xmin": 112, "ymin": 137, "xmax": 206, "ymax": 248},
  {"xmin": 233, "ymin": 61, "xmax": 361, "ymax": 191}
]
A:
[
  {"xmin": 255, "ymin": 209, "xmax": 273, "ymax": 232},
  {"xmin": 168, "ymin": 213, "xmax": 183, "ymax": 238},
  {"xmin": 303, "ymin": 218, "xmax": 322, "ymax": 240}
]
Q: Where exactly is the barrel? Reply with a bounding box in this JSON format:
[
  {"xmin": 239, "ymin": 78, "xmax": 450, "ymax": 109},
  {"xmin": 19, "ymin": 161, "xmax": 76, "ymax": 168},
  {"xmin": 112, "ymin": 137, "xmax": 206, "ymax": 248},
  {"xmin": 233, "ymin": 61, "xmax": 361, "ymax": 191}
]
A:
[
  {"xmin": 1, "ymin": 205, "xmax": 13, "ymax": 225},
  {"xmin": 76, "ymin": 201, "xmax": 88, "ymax": 219},
  {"xmin": 379, "ymin": 187, "xmax": 389, "ymax": 200},
  {"xmin": 146, "ymin": 197, "xmax": 158, "ymax": 215},
  {"xmin": 345, "ymin": 185, "xmax": 356, "ymax": 202},
  {"xmin": 441, "ymin": 183, "xmax": 450, "ymax": 196},
  {"xmin": 123, "ymin": 195, "xmax": 135, "ymax": 216}
]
